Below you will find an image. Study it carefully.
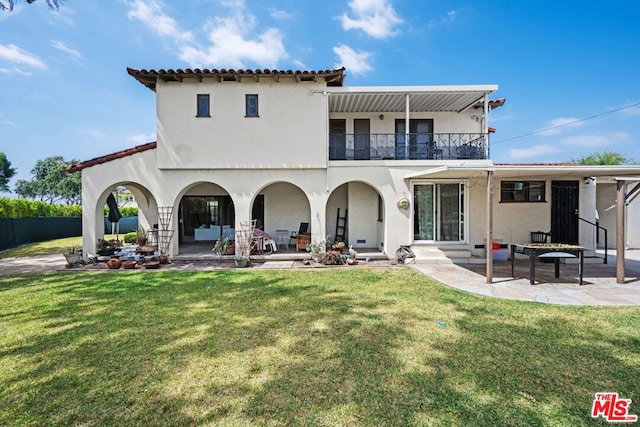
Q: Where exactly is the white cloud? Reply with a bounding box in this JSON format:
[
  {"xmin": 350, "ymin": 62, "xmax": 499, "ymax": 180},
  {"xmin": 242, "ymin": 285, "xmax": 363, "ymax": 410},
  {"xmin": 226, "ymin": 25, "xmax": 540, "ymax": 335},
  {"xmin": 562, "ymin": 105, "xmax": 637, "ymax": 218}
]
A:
[
  {"xmin": 507, "ymin": 144, "xmax": 562, "ymax": 160},
  {"xmin": 537, "ymin": 117, "xmax": 586, "ymax": 136},
  {"xmin": 333, "ymin": 44, "xmax": 372, "ymax": 75},
  {"xmin": 180, "ymin": 14, "xmax": 286, "ymax": 68},
  {"xmin": 128, "ymin": 133, "xmax": 156, "ymax": 144},
  {"xmin": 292, "ymin": 59, "xmax": 306, "ymax": 69},
  {"xmin": 128, "ymin": 0, "xmax": 286, "ymax": 69},
  {"xmin": 127, "ymin": 0, "xmax": 192, "ymax": 42},
  {"xmin": 0, "ymin": 44, "xmax": 46, "ymax": 69},
  {"xmin": 216, "ymin": 0, "xmax": 245, "ymax": 8},
  {"xmin": 560, "ymin": 132, "xmax": 630, "ymax": 148},
  {"xmin": 0, "ymin": 67, "xmax": 32, "ymax": 76},
  {"xmin": 270, "ymin": 8, "xmax": 293, "ymax": 20},
  {"xmin": 51, "ymin": 41, "xmax": 82, "ymax": 59},
  {"xmin": 619, "ymin": 105, "xmax": 640, "ymax": 116},
  {"xmin": 428, "ymin": 10, "xmax": 458, "ymax": 29},
  {"xmin": 340, "ymin": 0, "xmax": 403, "ymax": 39}
]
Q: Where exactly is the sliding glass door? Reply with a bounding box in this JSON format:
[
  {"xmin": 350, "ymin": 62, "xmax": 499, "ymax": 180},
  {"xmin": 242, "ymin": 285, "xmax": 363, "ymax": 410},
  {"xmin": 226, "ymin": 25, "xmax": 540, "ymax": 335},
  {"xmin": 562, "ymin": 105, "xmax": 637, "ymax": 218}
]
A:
[{"xmin": 413, "ymin": 182, "xmax": 465, "ymax": 242}]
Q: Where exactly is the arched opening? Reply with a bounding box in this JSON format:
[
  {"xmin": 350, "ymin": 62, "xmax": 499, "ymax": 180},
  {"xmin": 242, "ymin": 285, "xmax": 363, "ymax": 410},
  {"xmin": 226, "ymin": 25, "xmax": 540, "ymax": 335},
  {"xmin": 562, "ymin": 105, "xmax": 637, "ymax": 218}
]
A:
[
  {"xmin": 176, "ymin": 182, "xmax": 236, "ymax": 254},
  {"xmin": 93, "ymin": 182, "xmax": 157, "ymax": 255},
  {"xmin": 251, "ymin": 182, "xmax": 311, "ymax": 252},
  {"xmin": 327, "ymin": 181, "xmax": 384, "ymax": 252}
]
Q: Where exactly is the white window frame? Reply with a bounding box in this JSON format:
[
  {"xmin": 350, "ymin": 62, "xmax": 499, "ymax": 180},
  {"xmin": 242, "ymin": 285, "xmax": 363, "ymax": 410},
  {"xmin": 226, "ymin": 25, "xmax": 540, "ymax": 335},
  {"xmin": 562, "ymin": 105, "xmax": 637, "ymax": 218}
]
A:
[{"xmin": 411, "ymin": 179, "xmax": 469, "ymax": 244}]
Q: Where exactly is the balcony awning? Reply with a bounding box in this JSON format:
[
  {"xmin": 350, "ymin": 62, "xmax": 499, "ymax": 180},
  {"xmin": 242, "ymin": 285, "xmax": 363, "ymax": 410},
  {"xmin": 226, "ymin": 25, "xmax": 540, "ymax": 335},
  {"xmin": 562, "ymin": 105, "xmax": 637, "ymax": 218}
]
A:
[
  {"xmin": 404, "ymin": 164, "xmax": 640, "ymax": 180},
  {"xmin": 327, "ymin": 85, "xmax": 499, "ymax": 113}
]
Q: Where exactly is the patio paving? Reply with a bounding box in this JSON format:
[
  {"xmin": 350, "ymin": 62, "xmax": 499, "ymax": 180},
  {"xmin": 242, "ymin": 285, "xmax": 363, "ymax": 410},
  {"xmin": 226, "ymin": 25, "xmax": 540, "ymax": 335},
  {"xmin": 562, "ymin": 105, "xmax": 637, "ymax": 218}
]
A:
[
  {"xmin": 1, "ymin": 248, "xmax": 639, "ymax": 306},
  {"xmin": 413, "ymin": 249, "xmax": 640, "ymax": 305}
]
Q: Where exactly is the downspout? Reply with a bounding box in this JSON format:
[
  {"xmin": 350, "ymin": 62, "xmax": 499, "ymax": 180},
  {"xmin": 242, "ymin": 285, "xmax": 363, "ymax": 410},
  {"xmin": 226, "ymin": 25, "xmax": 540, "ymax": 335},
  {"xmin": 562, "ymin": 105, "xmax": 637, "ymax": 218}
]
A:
[
  {"xmin": 483, "ymin": 94, "xmax": 489, "ymax": 158},
  {"xmin": 325, "ymin": 92, "xmax": 330, "ymax": 193},
  {"xmin": 405, "ymin": 93, "xmax": 410, "ymax": 159}
]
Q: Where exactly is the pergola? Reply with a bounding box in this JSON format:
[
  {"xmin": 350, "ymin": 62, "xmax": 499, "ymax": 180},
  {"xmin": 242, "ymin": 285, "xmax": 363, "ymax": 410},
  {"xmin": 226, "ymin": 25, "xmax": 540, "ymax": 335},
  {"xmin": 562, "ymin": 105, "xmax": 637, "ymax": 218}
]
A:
[{"xmin": 406, "ymin": 164, "xmax": 640, "ymax": 284}]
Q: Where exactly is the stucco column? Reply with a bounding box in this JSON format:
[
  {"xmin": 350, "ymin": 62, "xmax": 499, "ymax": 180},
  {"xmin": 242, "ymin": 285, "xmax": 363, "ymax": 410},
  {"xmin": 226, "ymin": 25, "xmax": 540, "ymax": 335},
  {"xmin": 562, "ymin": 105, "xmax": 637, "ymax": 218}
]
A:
[
  {"xmin": 82, "ymin": 195, "xmax": 99, "ymax": 261},
  {"xmin": 233, "ymin": 194, "xmax": 254, "ymax": 242},
  {"xmin": 80, "ymin": 177, "xmax": 100, "ymax": 260},
  {"xmin": 308, "ymin": 196, "xmax": 327, "ymax": 245}
]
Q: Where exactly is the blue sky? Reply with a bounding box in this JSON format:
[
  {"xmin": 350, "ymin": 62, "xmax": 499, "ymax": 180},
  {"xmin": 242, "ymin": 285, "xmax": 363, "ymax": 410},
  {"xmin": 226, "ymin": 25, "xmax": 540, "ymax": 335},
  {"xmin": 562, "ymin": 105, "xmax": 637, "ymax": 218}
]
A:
[{"xmin": 1, "ymin": 0, "xmax": 639, "ymax": 188}]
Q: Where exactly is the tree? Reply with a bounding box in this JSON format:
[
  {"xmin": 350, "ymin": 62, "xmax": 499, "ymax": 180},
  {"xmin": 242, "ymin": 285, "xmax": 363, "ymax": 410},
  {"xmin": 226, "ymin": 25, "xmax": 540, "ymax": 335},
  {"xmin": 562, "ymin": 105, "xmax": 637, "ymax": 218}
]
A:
[
  {"xmin": 574, "ymin": 151, "xmax": 635, "ymax": 165},
  {"xmin": 0, "ymin": 152, "xmax": 17, "ymax": 192},
  {"xmin": 0, "ymin": 0, "xmax": 62, "ymax": 11},
  {"xmin": 14, "ymin": 156, "xmax": 81, "ymax": 204}
]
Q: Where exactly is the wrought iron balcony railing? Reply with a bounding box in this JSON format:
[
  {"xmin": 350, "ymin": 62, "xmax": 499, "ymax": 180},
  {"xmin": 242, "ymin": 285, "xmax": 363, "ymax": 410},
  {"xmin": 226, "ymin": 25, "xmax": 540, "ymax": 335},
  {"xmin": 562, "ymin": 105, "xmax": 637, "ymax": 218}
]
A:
[{"xmin": 328, "ymin": 133, "xmax": 488, "ymax": 161}]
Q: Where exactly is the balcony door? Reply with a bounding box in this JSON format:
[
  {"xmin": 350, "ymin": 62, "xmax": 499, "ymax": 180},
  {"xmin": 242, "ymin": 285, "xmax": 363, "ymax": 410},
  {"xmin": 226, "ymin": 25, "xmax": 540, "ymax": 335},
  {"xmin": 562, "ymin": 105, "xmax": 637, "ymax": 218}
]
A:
[
  {"xmin": 354, "ymin": 119, "xmax": 370, "ymax": 160},
  {"xmin": 395, "ymin": 119, "xmax": 433, "ymax": 159},
  {"xmin": 329, "ymin": 119, "xmax": 346, "ymax": 160}
]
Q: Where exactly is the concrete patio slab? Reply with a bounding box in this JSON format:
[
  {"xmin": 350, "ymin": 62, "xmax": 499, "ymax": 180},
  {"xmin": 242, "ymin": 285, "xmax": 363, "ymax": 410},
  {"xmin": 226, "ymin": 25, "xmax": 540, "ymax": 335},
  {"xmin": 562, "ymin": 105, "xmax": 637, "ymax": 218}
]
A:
[{"xmin": 412, "ymin": 249, "xmax": 640, "ymax": 305}]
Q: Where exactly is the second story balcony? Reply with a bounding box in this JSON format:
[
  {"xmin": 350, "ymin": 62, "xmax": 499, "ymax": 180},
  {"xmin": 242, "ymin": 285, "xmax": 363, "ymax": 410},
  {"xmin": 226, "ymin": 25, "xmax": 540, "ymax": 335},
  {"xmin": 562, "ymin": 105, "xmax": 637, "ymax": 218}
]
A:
[{"xmin": 329, "ymin": 132, "xmax": 488, "ymax": 161}]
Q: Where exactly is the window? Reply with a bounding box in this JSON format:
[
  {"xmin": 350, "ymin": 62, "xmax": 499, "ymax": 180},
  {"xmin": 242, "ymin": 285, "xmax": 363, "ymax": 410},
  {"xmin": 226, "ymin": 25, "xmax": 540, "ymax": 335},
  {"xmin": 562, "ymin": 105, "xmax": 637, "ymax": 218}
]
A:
[
  {"xmin": 196, "ymin": 94, "xmax": 210, "ymax": 117},
  {"xmin": 500, "ymin": 181, "xmax": 546, "ymax": 202},
  {"xmin": 377, "ymin": 194, "xmax": 383, "ymax": 221},
  {"xmin": 245, "ymin": 94, "xmax": 259, "ymax": 117}
]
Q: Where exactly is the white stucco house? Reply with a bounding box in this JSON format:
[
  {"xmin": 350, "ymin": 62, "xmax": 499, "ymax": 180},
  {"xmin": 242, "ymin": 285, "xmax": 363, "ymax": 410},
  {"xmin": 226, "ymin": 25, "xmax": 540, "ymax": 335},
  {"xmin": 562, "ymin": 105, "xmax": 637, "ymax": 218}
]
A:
[{"xmin": 68, "ymin": 66, "xmax": 640, "ymax": 272}]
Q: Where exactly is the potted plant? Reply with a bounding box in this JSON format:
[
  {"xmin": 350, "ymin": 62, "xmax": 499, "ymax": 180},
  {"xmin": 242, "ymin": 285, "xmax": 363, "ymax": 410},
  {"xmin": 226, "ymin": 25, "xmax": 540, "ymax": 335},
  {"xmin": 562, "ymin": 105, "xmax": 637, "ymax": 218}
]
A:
[
  {"xmin": 332, "ymin": 241, "xmax": 346, "ymax": 253},
  {"xmin": 63, "ymin": 246, "xmax": 83, "ymax": 266},
  {"xmin": 307, "ymin": 240, "xmax": 326, "ymax": 262},
  {"xmin": 212, "ymin": 237, "xmax": 231, "ymax": 261},
  {"xmin": 346, "ymin": 246, "xmax": 358, "ymax": 265},
  {"xmin": 136, "ymin": 225, "xmax": 147, "ymax": 246},
  {"xmin": 96, "ymin": 238, "xmax": 121, "ymax": 256}
]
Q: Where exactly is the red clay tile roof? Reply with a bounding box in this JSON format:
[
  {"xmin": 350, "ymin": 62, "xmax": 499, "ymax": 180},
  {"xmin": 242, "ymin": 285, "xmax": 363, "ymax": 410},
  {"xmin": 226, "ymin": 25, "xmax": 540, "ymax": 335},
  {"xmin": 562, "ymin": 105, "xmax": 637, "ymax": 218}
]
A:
[
  {"xmin": 66, "ymin": 142, "xmax": 157, "ymax": 173},
  {"xmin": 474, "ymin": 97, "xmax": 506, "ymax": 110},
  {"xmin": 127, "ymin": 67, "xmax": 347, "ymax": 91},
  {"xmin": 494, "ymin": 162, "xmax": 579, "ymax": 166}
]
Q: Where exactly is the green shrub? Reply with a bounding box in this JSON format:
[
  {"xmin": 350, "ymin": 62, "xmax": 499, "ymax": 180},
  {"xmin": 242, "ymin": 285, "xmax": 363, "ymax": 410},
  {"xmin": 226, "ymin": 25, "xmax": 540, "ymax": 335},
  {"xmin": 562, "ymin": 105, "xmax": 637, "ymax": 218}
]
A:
[
  {"xmin": 0, "ymin": 197, "xmax": 83, "ymax": 218},
  {"xmin": 102, "ymin": 206, "xmax": 138, "ymax": 217},
  {"xmin": 123, "ymin": 232, "xmax": 137, "ymax": 244}
]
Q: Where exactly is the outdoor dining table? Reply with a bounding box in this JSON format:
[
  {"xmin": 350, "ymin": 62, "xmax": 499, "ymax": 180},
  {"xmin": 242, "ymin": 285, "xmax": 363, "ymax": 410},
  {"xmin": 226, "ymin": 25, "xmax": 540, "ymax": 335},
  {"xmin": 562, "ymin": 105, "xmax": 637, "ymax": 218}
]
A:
[{"xmin": 510, "ymin": 243, "xmax": 585, "ymax": 285}]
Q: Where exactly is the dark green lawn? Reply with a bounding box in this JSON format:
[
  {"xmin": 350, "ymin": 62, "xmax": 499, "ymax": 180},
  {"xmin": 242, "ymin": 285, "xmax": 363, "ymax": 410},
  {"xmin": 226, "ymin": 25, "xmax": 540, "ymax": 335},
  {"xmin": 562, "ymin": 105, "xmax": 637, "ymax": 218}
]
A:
[{"xmin": 1, "ymin": 268, "xmax": 638, "ymax": 426}]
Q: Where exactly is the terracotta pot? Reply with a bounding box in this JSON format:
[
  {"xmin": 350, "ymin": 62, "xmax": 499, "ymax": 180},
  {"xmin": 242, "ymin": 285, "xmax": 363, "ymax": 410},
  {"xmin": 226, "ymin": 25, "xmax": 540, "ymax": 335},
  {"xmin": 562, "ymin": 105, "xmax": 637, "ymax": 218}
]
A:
[
  {"xmin": 107, "ymin": 257, "xmax": 122, "ymax": 269},
  {"xmin": 144, "ymin": 261, "xmax": 160, "ymax": 269},
  {"xmin": 122, "ymin": 260, "xmax": 137, "ymax": 269}
]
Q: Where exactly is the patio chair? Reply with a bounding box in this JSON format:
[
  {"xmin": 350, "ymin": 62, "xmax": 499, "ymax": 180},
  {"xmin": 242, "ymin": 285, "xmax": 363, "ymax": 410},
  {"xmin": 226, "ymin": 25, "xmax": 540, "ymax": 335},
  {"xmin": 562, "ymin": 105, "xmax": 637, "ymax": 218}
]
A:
[
  {"xmin": 296, "ymin": 233, "xmax": 311, "ymax": 252},
  {"xmin": 290, "ymin": 222, "xmax": 309, "ymax": 247},
  {"xmin": 530, "ymin": 231, "xmax": 551, "ymax": 243}
]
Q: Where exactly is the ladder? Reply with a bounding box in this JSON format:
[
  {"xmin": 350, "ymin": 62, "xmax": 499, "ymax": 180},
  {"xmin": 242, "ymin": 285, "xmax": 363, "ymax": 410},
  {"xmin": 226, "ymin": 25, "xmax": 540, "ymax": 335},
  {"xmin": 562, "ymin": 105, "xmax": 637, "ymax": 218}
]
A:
[{"xmin": 334, "ymin": 208, "xmax": 348, "ymax": 243}]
